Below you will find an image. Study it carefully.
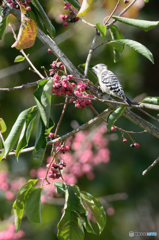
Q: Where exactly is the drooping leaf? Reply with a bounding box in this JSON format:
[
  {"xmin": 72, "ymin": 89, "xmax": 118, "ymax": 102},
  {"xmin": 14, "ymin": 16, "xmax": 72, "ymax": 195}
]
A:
[
  {"xmin": 33, "ymin": 117, "xmax": 47, "ymax": 165},
  {"xmin": 14, "ymin": 55, "xmax": 26, "ymax": 63},
  {"xmin": 34, "ymin": 78, "xmax": 53, "ymax": 127},
  {"xmin": 31, "ymin": 0, "xmax": 55, "ymax": 38},
  {"xmin": 142, "ymin": 97, "xmax": 159, "ymax": 105},
  {"xmin": 57, "ymin": 185, "xmax": 87, "ymax": 240},
  {"xmin": 11, "ymin": 5, "xmax": 37, "ymax": 49},
  {"xmin": 108, "ymin": 39, "xmax": 154, "ymax": 64},
  {"xmin": 109, "ymin": 25, "xmax": 124, "ymax": 62},
  {"xmin": 67, "ymin": 0, "xmax": 81, "ymax": 9},
  {"xmin": 0, "ymin": 118, "xmax": 7, "ymax": 133},
  {"xmin": 16, "ymin": 107, "xmax": 38, "ymax": 159},
  {"xmin": 0, "ymin": 14, "xmax": 8, "ymax": 40},
  {"xmin": 77, "ymin": 0, "xmax": 93, "ymax": 17},
  {"xmin": 4, "ymin": 107, "xmax": 35, "ymax": 159},
  {"xmin": 13, "ymin": 179, "xmax": 39, "ymax": 232},
  {"xmin": 80, "ymin": 191, "xmax": 106, "ymax": 234},
  {"xmin": 107, "ymin": 106, "xmax": 127, "ymax": 132},
  {"xmin": 25, "ymin": 187, "xmax": 42, "ymax": 223},
  {"xmin": 112, "ymin": 16, "xmax": 159, "ymax": 32},
  {"xmin": 96, "ymin": 23, "xmax": 107, "ymax": 38},
  {"xmin": 53, "ymin": 182, "xmax": 66, "ymax": 195}
]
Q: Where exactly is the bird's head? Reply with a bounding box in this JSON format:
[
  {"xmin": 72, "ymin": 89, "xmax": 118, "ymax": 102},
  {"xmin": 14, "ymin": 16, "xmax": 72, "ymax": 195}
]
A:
[{"xmin": 90, "ymin": 64, "xmax": 108, "ymax": 76}]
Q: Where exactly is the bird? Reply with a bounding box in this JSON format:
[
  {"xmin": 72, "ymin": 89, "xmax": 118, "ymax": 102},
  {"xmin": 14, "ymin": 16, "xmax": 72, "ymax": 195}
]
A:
[{"xmin": 91, "ymin": 63, "xmax": 132, "ymax": 105}]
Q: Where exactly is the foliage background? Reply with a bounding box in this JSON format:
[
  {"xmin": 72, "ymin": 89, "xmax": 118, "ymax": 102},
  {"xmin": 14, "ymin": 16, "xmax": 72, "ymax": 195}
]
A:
[{"xmin": 0, "ymin": 0, "xmax": 159, "ymax": 239}]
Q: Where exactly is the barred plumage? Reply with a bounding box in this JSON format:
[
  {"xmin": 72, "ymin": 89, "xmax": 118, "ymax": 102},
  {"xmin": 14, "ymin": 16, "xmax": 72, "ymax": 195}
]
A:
[{"xmin": 91, "ymin": 64, "xmax": 132, "ymax": 105}]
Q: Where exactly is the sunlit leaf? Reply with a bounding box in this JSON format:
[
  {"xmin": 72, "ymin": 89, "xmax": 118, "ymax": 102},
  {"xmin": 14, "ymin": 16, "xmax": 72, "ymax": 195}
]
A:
[
  {"xmin": 107, "ymin": 106, "xmax": 127, "ymax": 132},
  {"xmin": 13, "ymin": 179, "xmax": 39, "ymax": 232},
  {"xmin": 80, "ymin": 191, "xmax": 106, "ymax": 234},
  {"xmin": 11, "ymin": 5, "xmax": 37, "ymax": 50},
  {"xmin": 77, "ymin": 0, "xmax": 93, "ymax": 17},
  {"xmin": 4, "ymin": 107, "xmax": 35, "ymax": 159},
  {"xmin": 142, "ymin": 96, "xmax": 159, "ymax": 105},
  {"xmin": 14, "ymin": 55, "xmax": 26, "ymax": 63},
  {"xmin": 112, "ymin": 16, "xmax": 159, "ymax": 32},
  {"xmin": 96, "ymin": 23, "xmax": 107, "ymax": 38},
  {"xmin": 26, "ymin": 187, "xmax": 42, "ymax": 223},
  {"xmin": 53, "ymin": 182, "xmax": 66, "ymax": 195},
  {"xmin": 0, "ymin": 118, "xmax": 7, "ymax": 133},
  {"xmin": 108, "ymin": 39, "xmax": 154, "ymax": 63},
  {"xmin": 16, "ymin": 107, "xmax": 38, "ymax": 158},
  {"xmin": 57, "ymin": 185, "xmax": 87, "ymax": 240}
]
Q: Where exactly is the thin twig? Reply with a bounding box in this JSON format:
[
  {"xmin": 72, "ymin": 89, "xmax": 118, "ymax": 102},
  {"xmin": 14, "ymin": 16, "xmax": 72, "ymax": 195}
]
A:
[
  {"xmin": 104, "ymin": 0, "xmax": 121, "ymax": 25},
  {"xmin": 2, "ymin": 108, "xmax": 111, "ymax": 158},
  {"xmin": 142, "ymin": 156, "xmax": 159, "ymax": 175},
  {"xmin": 107, "ymin": 0, "xmax": 138, "ymax": 28}
]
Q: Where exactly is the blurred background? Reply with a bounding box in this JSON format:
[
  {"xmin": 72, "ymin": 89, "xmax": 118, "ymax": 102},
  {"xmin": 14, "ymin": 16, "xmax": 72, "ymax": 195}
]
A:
[{"xmin": 0, "ymin": 0, "xmax": 159, "ymax": 239}]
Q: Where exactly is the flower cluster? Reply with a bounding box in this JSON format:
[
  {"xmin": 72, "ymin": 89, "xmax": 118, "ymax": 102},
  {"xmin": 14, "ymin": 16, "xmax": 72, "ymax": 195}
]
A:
[
  {"xmin": 4, "ymin": 0, "xmax": 31, "ymax": 8},
  {"xmin": 59, "ymin": 2, "xmax": 80, "ymax": 27},
  {"xmin": 47, "ymin": 160, "xmax": 66, "ymax": 180},
  {"xmin": 0, "ymin": 223, "xmax": 25, "ymax": 240},
  {"xmin": 51, "ymin": 69, "xmax": 93, "ymax": 109}
]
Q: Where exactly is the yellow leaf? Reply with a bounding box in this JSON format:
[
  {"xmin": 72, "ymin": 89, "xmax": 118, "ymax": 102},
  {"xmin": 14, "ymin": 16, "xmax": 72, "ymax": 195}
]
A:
[
  {"xmin": 0, "ymin": 118, "xmax": 7, "ymax": 133},
  {"xmin": 77, "ymin": 0, "xmax": 93, "ymax": 17},
  {"xmin": 11, "ymin": 5, "xmax": 37, "ymax": 50}
]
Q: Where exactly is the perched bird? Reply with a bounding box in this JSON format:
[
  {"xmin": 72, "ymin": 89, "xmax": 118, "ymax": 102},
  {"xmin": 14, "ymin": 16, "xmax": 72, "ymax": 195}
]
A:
[{"xmin": 91, "ymin": 63, "xmax": 132, "ymax": 105}]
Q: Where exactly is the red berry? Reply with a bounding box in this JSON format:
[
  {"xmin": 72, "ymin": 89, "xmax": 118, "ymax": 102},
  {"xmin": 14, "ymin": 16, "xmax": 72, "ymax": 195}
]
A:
[
  {"xmin": 48, "ymin": 48, "xmax": 52, "ymax": 53},
  {"xmin": 60, "ymin": 14, "xmax": 65, "ymax": 20},
  {"xmin": 63, "ymin": 22, "xmax": 68, "ymax": 27},
  {"xmin": 111, "ymin": 126, "xmax": 116, "ymax": 131},
  {"xmin": 48, "ymin": 132, "xmax": 54, "ymax": 138},
  {"xmin": 26, "ymin": 6, "xmax": 31, "ymax": 11},
  {"xmin": 123, "ymin": 138, "xmax": 127, "ymax": 143},
  {"xmin": 134, "ymin": 142, "xmax": 140, "ymax": 148},
  {"xmin": 52, "ymin": 162, "xmax": 57, "ymax": 168},
  {"xmin": 59, "ymin": 165, "xmax": 63, "ymax": 170}
]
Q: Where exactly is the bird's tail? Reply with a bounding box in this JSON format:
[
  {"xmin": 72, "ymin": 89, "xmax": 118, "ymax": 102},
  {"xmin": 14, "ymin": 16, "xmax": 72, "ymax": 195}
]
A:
[{"xmin": 126, "ymin": 97, "xmax": 138, "ymax": 106}]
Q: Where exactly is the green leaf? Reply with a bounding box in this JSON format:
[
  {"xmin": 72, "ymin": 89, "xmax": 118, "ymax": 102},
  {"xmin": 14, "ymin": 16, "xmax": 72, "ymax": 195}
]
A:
[
  {"xmin": 109, "ymin": 25, "xmax": 124, "ymax": 62},
  {"xmin": 16, "ymin": 107, "xmax": 38, "ymax": 159},
  {"xmin": 107, "ymin": 106, "xmax": 126, "ymax": 132},
  {"xmin": 4, "ymin": 107, "xmax": 35, "ymax": 159},
  {"xmin": 0, "ymin": 7, "xmax": 8, "ymax": 40},
  {"xmin": 77, "ymin": 0, "xmax": 93, "ymax": 17},
  {"xmin": 0, "ymin": 118, "xmax": 7, "ymax": 133},
  {"xmin": 144, "ymin": 0, "xmax": 149, "ymax": 2},
  {"xmin": 34, "ymin": 78, "xmax": 53, "ymax": 127},
  {"xmin": 13, "ymin": 179, "xmax": 38, "ymax": 232},
  {"xmin": 45, "ymin": 118, "xmax": 55, "ymax": 135},
  {"xmin": 26, "ymin": 187, "xmax": 42, "ymax": 223},
  {"xmin": 33, "ymin": 117, "xmax": 47, "ymax": 165},
  {"xmin": 96, "ymin": 23, "xmax": 107, "ymax": 38},
  {"xmin": 142, "ymin": 96, "xmax": 159, "ymax": 104},
  {"xmin": 108, "ymin": 39, "xmax": 154, "ymax": 64},
  {"xmin": 53, "ymin": 182, "xmax": 66, "ymax": 195},
  {"xmin": 14, "ymin": 55, "xmax": 26, "ymax": 63},
  {"xmin": 80, "ymin": 191, "xmax": 106, "ymax": 234},
  {"xmin": 112, "ymin": 16, "xmax": 158, "ymax": 32},
  {"xmin": 57, "ymin": 185, "xmax": 87, "ymax": 240},
  {"xmin": 31, "ymin": 0, "xmax": 55, "ymax": 38},
  {"xmin": 67, "ymin": 0, "xmax": 81, "ymax": 9}
]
